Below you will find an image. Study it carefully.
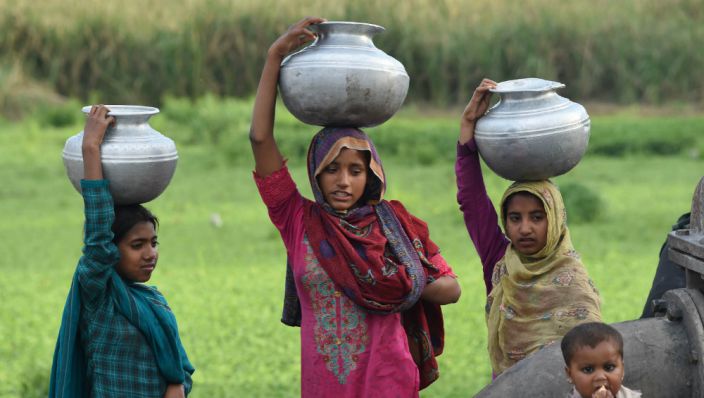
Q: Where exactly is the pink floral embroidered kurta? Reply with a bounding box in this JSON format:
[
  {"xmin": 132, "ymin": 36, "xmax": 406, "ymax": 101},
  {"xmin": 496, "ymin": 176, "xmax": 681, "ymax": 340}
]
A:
[{"xmin": 255, "ymin": 166, "xmax": 453, "ymax": 398}]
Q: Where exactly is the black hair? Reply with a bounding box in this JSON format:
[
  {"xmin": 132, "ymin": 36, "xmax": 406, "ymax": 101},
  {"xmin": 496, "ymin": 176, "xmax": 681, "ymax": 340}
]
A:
[
  {"xmin": 358, "ymin": 150, "xmax": 382, "ymax": 205},
  {"xmin": 561, "ymin": 322, "xmax": 624, "ymax": 366},
  {"xmin": 502, "ymin": 191, "xmax": 544, "ymax": 223},
  {"xmin": 111, "ymin": 204, "xmax": 159, "ymax": 244}
]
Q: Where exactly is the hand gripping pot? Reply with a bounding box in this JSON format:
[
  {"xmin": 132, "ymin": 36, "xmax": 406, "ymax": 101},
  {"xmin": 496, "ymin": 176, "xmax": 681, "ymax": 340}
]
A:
[
  {"xmin": 474, "ymin": 78, "xmax": 590, "ymax": 181},
  {"xmin": 62, "ymin": 105, "xmax": 178, "ymax": 205},
  {"xmin": 279, "ymin": 21, "xmax": 410, "ymax": 127}
]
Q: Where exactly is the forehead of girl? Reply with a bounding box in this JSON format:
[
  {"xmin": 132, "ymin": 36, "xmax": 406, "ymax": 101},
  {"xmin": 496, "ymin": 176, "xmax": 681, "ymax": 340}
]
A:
[
  {"xmin": 329, "ymin": 148, "xmax": 367, "ymax": 167},
  {"xmin": 123, "ymin": 221, "xmax": 157, "ymax": 240},
  {"xmin": 506, "ymin": 192, "xmax": 544, "ymax": 213}
]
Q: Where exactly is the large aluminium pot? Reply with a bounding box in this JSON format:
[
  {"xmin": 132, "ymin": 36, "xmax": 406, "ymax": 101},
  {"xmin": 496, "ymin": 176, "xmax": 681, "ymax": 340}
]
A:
[
  {"xmin": 279, "ymin": 21, "xmax": 409, "ymax": 127},
  {"xmin": 475, "ymin": 78, "xmax": 590, "ymax": 181},
  {"xmin": 62, "ymin": 105, "xmax": 178, "ymax": 205}
]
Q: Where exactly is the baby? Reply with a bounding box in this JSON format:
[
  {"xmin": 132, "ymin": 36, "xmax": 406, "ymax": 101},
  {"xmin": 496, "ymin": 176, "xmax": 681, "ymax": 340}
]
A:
[{"xmin": 561, "ymin": 322, "xmax": 642, "ymax": 398}]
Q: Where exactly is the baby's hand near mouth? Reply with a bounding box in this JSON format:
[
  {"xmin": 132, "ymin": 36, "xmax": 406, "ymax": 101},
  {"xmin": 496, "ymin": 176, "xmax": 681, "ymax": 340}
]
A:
[{"xmin": 592, "ymin": 386, "xmax": 614, "ymax": 398}]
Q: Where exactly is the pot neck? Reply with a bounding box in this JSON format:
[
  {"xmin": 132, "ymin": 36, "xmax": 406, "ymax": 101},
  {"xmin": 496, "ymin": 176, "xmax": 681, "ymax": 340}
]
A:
[
  {"xmin": 497, "ymin": 90, "xmax": 558, "ymax": 102},
  {"xmin": 81, "ymin": 105, "xmax": 158, "ymax": 126},
  {"xmin": 312, "ymin": 22, "xmax": 384, "ymax": 47},
  {"xmin": 490, "ymin": 90, "xmax": 571, "ymax": 115},
  {"xmin": 111, "ymin": 114, "xmax": 154, "ymax": 125}
]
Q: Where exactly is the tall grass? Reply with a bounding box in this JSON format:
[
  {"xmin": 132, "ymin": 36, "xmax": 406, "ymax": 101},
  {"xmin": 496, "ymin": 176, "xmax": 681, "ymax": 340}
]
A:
[{"xmin": 1, "ymin": 0, "xmax": 703, "ymax": 106}]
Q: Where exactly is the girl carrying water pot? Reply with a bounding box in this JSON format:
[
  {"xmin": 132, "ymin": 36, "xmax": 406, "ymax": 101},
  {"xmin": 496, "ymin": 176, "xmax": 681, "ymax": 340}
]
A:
[
  {"xmin": 250, "ymin": 17, "xmax": 461, "ymax": 397},
  {"xmin": 50, "ymin": 105, "xmax": 194, "ymax": 398},
  {"xmin": 455, "ymin": 79, "xmax": 601, "ymax": 376}
]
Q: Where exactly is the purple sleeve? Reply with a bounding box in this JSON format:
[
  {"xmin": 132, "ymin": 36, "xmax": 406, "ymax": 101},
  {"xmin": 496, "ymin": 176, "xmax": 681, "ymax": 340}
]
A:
[{"xmin": 455, "ymin": 140, "xmax": 509, "ymax": 295}]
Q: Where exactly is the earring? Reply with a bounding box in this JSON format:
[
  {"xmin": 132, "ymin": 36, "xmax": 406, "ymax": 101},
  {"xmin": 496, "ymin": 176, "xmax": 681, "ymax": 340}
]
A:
[{"xmin": 567, "ymin": 378, "xmax": 573, "ymax": 384}]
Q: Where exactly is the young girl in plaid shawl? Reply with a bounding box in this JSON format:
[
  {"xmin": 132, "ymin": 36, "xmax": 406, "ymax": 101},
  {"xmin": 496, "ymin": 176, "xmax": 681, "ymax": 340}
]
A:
[
  {"xmin": 50, "ymin": 105, "xmax": 194, "ymax": 398},
  {"xmin": 250, "ymin": 18, "xmax": 461, "ymax": 397}
]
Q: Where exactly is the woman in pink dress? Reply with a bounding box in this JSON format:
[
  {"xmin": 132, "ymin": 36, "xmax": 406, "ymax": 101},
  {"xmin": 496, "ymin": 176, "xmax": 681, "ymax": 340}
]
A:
[{"xmin": 250, "ymin": 17, "xmax": 461, "ymax": 397}]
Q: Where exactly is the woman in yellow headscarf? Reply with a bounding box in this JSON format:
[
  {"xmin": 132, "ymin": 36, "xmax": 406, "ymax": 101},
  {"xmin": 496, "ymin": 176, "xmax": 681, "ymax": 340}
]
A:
[{"xmin": 455, "ymin": 78, "xmax": 601, "ymax": 376}]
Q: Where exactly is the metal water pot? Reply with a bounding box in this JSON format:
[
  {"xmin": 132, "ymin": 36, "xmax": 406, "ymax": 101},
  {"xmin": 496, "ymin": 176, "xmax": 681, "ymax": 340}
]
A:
[
  {"xmin": 62, "ymin": 105, "xmax": 178, "ymax": 205},
  {"xmin": 475, "ymin": 78, "xmax": 590, "ymax": 181},
  {"xmin": 279, "ymin": 21, "xmax": 409, "ymax": 127}
]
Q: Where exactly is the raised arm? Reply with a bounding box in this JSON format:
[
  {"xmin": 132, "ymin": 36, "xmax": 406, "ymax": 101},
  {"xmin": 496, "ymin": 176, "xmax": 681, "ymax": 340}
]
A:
[
  {"xmin": 250, "ymin": 17, "xmax": 325, "ymax": 177},
  {"xmin": 76, "ymin": 105, "xmax": 120, "ymax": 307},
  {"xmin": 82, "ymin": 105, "xmax": 115, "ymax": 180},
  {"xmin": 459, "ymin": 78, "xmax": 496, "ymax": 145},
  {"xmin": 456, "ymin": 80, "xmax": 511, "ymax": 295}
]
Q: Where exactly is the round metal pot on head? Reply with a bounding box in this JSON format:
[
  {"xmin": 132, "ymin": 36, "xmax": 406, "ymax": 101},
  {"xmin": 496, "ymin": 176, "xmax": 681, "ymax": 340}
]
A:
[
  {"xmin": 279, "ymin": 21, "xmax": 409, "ymax": 128},
  {"xmin": 475, "ymin": 78, "xmax": 590, "ymax": 181},
  {"xmin": 62, "ymin": 105, "xmax": 178, "ymax": 205}
]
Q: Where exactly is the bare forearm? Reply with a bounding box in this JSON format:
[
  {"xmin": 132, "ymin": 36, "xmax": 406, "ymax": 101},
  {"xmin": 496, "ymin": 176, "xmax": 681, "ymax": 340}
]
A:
[
  {"xmin": 421, "ymin": 276, "xmax": 461, "ymax": 305},
  {"xmin": 250, "ymin": 52, "xmax": 285, "ymax": 177},
  {"xmin": 250, "ymin": 52, "xmax": 283, "ymax": 144},
  {"xmin": 459, "ymin": 120, "xmax": 476, "ymax": 145}
]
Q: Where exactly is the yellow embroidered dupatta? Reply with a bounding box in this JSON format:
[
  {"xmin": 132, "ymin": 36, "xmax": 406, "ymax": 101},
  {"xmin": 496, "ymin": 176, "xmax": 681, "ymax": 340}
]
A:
[{"xmin": 486, "ymin": 181, "xmax": 601, "ymax": 374}]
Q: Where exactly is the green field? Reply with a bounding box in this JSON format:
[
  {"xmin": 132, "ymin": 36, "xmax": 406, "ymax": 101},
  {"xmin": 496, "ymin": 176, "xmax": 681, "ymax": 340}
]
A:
[{"xmin": 1, "ymin": 100, "xmax": 703, "ymax": 397}]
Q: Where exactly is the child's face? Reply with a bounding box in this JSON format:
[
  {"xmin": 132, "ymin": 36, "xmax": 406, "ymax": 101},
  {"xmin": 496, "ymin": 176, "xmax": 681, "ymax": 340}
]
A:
[
  {"xmin": 566, "ymin": 340, "xmax": 624, "ymax": 398},
  {"xmin": 318, "ymin": 148, "xmax": 368, "ymax": 212},
  {"xmin": 505, "ymin": 193, "xmax": 548, "ymax": 255},
  {"xmin": 116, "ymin": 221, "xmax": 159, "ymax": 282}
]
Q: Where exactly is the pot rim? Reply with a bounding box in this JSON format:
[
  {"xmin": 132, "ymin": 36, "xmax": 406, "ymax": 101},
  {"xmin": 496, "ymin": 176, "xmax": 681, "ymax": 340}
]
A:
[
  {"xmin": 310, "ymin": 21, "xmax": 385, "ymax": 35},
  {"xmin": 81, "ymin": 105, "xmax": 160, "ymax": 116},
  {"xmin": 490, "ymin": 78, "xmax": 565, "ymax": 94}
]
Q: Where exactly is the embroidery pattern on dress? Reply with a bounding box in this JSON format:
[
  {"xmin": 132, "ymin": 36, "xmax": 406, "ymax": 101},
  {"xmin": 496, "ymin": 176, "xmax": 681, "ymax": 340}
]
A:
[
  {"xmin": 506, "ymin": 348, "xmax": 526, "ymax": 361},
  {"xmin": 349, "ymin": 263, "xmax": 375, "ymax": 285},
  {"xmin": 554, "ymin": 307, "xmax": 590, "ymax": 320},
  {"xmin": 380, "ymin": 245, "xmax": 399, "ymax": 278},
  {"xmin": 516, "ymin": 277, "xmax": 538, "ymax": 288},
  {"xmin": 539, "ymin": 311, "xmax": 553, "ymax": 321},
  {"xmin": 552, "ymin": 271, "xmax": 574, "ymax": 287},
  {"xmin": 301, "ymin": 237, "xmax": 368, "ymax": 384},
  {"xmin": 492, "ymin": 261, "xmax": 508, "ymax": 287},
  {"xmin": 500, "ymin": 303, "xmax": 516, "ymax": 320},
  {"xmin": 339, "ymin": 218, "xmax": 372, "ymax": 237},
  {"xmin": 542, "ymin": 188, "xmax": 554, "ymax": 208},
  {"xmin": 588, "ymin": 278, "xmax": 600, "ymax": 295},
  {"xmin": 485, "ymin": 296, "xmax": 494, "ymax": 314},
  {"xmin": 381, "ymin": 257, "xmax": 399, "ymax": 278},
  {"xmin": 564, "ymin": 249, "xmax": 580, "ymax": 259}
]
